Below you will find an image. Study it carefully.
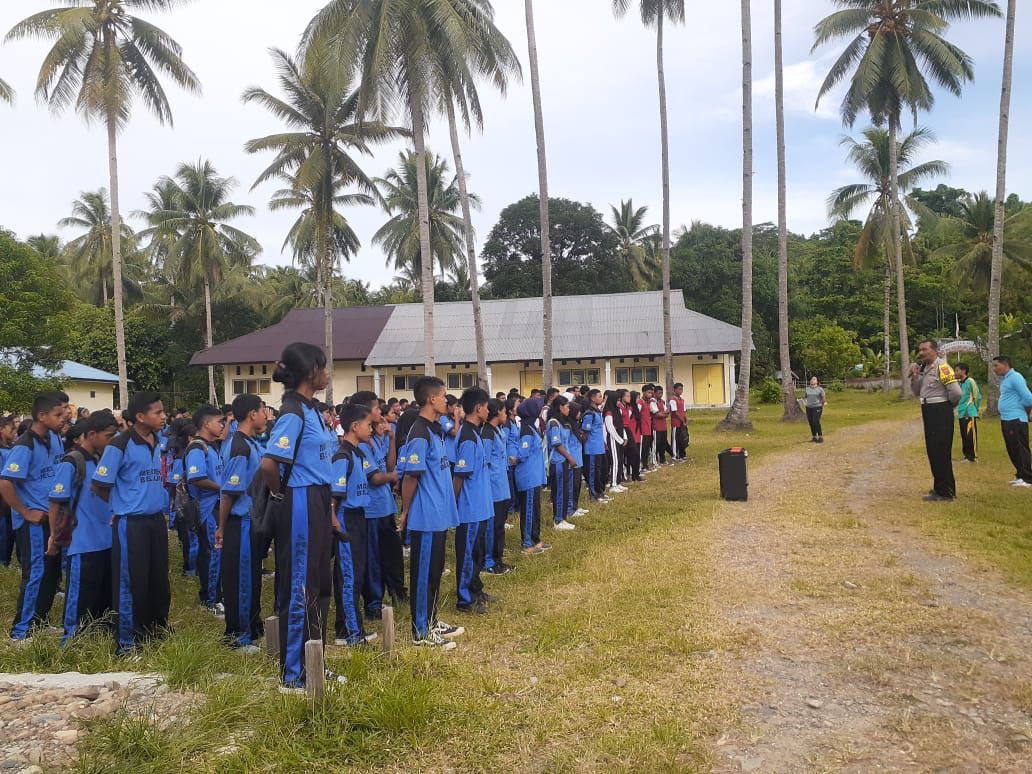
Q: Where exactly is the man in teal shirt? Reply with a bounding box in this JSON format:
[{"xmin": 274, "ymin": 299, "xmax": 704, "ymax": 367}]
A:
[
  {"xmin": 992, "ymin": 356, "xmax": 1032, "ymax": 487},
  {"xmin": 954, "ymin": 363, "xmax": 981, "ymax": 462}
]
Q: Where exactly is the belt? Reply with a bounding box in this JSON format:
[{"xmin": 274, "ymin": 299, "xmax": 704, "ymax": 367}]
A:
[{"xmin": 920, "ymin": 397, "xmax": 948, "ymax": 405}]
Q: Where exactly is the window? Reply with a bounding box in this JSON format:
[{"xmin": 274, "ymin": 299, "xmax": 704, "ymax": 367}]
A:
[
  {"xmin": 558, "ymin": 369, "xmax": 600, "ymax": 386},
  {"xmin": 232, "ymin": 379, "xmax": 271, "ymax": 396},
  {"xmin": 89, "ymin": 390, "xmax": 96, "ymax": 399},
  {"xmin": 615, "ymin": 367, "xmax": 659, "ymax": 385},
  {"xmin": 447, "ymin": 372, "xmax": 476, "ymax": 390},
  {"xmin": 235, "ymin": 366, "xmax": 241, "ymax": 376},
  {"xmin": 394, "ymin": 374, "xmax": 423, "ymax": 392},
  {"xmin": 261, "ymin": 364, "xmax": 268, "ymax": 375},
  {"xmin": 249, "ymin": 365, "xmax": 255, "ymax": 376}
]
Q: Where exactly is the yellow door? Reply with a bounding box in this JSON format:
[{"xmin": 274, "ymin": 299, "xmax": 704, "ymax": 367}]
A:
[
  {"xmin": 692, "ymin": 364, "xmax": 725, "ymax": 405},
  {"xmin": 520, "ymin": 370, "xmax": 543, "ymax": 394}
]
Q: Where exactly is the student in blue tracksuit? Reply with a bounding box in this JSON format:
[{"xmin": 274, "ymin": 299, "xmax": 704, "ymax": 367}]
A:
[
  {"xmin": 92, "ymin": 392, "xmax": 171, "ymax": 656},
  {"xmin": 167, "ymin": 418, "xmax": 199, "ymax": 577},
  {"xmin": 398, "ymin": 376, "xmax": 463, "ymax": 648},
  {"xmin": 482, "ymin": 399, "xmax": 514, "ymax": 575},
  {"xmin": 1, "ymin": 392, "xmax": 67, "ymax": 641},
  {"xmin": 453, "ymin": 387, "xmax": 494, "ymax": 615},
  {"xmin": 0, "ymin": 414, "xmax": 17, "ymax": 567},
  {"xmin": 566, "ymin": 401, "xmax": 587, "ymax": 518},
  {"xmin": 440, "ymin": 395, "xmax": 462, "ymax": 464},
  {"xmin": 352, "ymin": 393, "xmax": 405, "ymax": 620},
  {"xmin": 504, "ymin": 396, "xmax": 522, "ymax": 516},
  {"xmin": 48, "ymin": 411, "xmax": 117, "ymax": 644},
  {"xmin": 260, "ymin": 343, "xmax": 340, "ymax": 692},
  {"xmin": 186, "ymin": 405, "xmax": 227, "ymax": 612},
  {"xmin": 581, "ymin": 389, "xmax": 609, "ymax": 504},
  {"xmin": 214, "ymin": 394, "xmax": 268, "ymax": 653},
  {"xmin": 514, "ymin": 397, "xmax": 549, "ymax": 556},
  {"xmin": 547, "ymin": 396, "xmax": 579, "ymax": 531},
  {"xmin": 330, "ymin": 404, "xmax": 375, "ymax": 646}
]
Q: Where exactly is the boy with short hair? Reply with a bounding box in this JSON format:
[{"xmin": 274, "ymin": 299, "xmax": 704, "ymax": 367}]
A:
[
  {"xmin": 398, "ymin": 377, "xmax": 463, "ymax": 648},
  {"xmin": 48, "ymin": 411, "xmax": 118, "ymax": 643},
  {"xmin": 669, "ymin": 383, "xmax": 689, "ymax": 461},
  {"xmin": 187, "ymin": 405, "xmax": 227, "ymax": 613},
  {"xmin": 214, "ymin": 394, "xmax": 268, "ymax": 653},
  {"xmin": 92, "ymin": 392, "xmax": 171, "ymax": 656},
  {"xmin": 0, "ymin": 414, "xmax": 18, "ymax": 567},
  {"xmin": 580, "ymin": 390, "xmax": 609, "ymax": 504},
  {"xmin": 1, "ymin": 392, "xmax": 67, "ymax": 640},
  {"xmin": 651, "ymin": 386, "xmax": 671, "ymax": 465},
  {"xmin": 453, "ymin": 387, "xmax": 494, "ymax": 614},
  {"xmin": 954, "ymin": 364, "xmax": 981, "ymax": 463}
]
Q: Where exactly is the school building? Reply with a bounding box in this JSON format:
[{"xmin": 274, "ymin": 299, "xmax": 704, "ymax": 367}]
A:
[{"xmin": 190, "ymin": 290, "xmax": 745, "ymax": 409}]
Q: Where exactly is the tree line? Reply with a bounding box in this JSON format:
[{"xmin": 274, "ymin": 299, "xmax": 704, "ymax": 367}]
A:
[{"xmin": 0, "ymin": 0, "xmax": 1022, "ymax": 425}]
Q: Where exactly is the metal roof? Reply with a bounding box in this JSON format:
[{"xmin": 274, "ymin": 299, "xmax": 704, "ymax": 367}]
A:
[
  {"xmin": 365, "ymin": 290, "xmax": 745, "ymax": 367},
  {"xmin": 28, "ymin": 360, "xmax": 123, "ymax": 383},
  {"xmin": 190, "ymin": 306, "xmax": 395, "ymax": 366}
]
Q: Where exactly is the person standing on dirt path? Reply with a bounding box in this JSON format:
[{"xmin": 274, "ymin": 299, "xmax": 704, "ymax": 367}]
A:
[
  {"xmin": 804, "ymin": 377, "xmax": 827, "ymax": 443},
  {"xmin": 992, "ymin": 356, "xmax": 1032, "ymax": 488},
  {"xmin": 954, "ymin": 363, "xmax": 981, "ymax": 463},
  {"xmin": 910, "ymin": 339, "xmax": 962, "ymax": 502}
]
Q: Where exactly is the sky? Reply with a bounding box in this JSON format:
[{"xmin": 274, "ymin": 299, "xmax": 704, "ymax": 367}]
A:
[{"xmin": 0, "ymin": 1, "xmax": 1029, "ymax": 291}]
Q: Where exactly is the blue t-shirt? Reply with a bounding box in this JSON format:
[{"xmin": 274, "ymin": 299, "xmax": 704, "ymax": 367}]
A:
[
  {"xmin": 453, "ymin": 422, "xmax": 491, "ymax": 524},
  {"xmin": 505, "ymin": 419, "xmax": 520, "ymax": 463},
  {"xmin": 362, "ymin": 433, "xmax": 396, "ymax": 518},
  {"xmin": 92, "ymin": 430, "xmax": 167, "ymax": 517},
  {"xmin": 567, "ymin": 422, "xmax": 584, "ymax": 468},
  {"xmin": 481, "ymin": 424, "xmax": 511, "ymax": 503},
  {"xmin": 263, "ymin": 394, "xmax": 334, "ymax": 487},
  {"xmin": 169, "ymin": 457, "xmax": 184, "ymax": 489},
  {"xmin": 331, "ymin": 442, "xmax": 370, "ymax": 512},
  {"xmin": 2, "ymin": 429, "xmax": 68, "ymax": 529},
  {"xmin": 49, "ymin": 454, "xmax": 112, "ymax": 555},
  {"xmin": 999, "ymin": 369, "xmax": 1032, "ymax": 423},
  {"xmin": 186, "ymin": 440, "xmax": 224, "ymax": 517},
  {"xmin": 402, "ymin": 416, "xmax": 459, "ymax": 532},
  {"xmin": 439, "ymin": 415, "xmax": 458, "ymax": 464},
  {"xmin": 581, "ymin": 409, "xmax": 605, "ymax": 455},
  {"xmin": 221, "ymin": 432, "xmax": 262, "ymax": 518},
  {"xmin": 547, "ymin": 419, "xmax": 571, "ymax": 466},
  {"xmin": 514, "ymin": 422, "xmax": 547, "ymax": 492}
]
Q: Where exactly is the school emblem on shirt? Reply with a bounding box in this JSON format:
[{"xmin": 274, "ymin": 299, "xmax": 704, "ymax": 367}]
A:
[
  {"xmin": 97, "ymin": 466, "xmax": 107, "ymax": 476},
  {"xmin": 229, "ymin": 475, "xmax": 240, "ymax": 485},
  {"xmin": 6, "ymin": 463, "xmax": 19, "ymax": 472},
  {"xmin": 521, "ymin": 442, "xmax": 529, "ymax": 449},
  {"xmin": 338, "ymin": 476, "xmax": 347, "ymax": 486},
  {"xmin": 408, "ymin": 453, "xmax": 420, "ymax": 464},
  {"xmin": 457, "ymin": 459, "xmax": 467, "ymax": 468},
  {"xmin": 188, "ymin": 465, "xmax": 199, "ymax": 474},
  {"xmin": 53, "ymin": 483, "xmax": 64, "ymax": 493},
  {"xmin": 362, "ymin": 460, "xmax": 370, "ymax": 469},
  {"xmin": 276, "ymin": 436, "xmax": 291, "ymax": 449},
  {"xmin": 939, "ymin": 364, "xmax": 957, "ymax": 386}
]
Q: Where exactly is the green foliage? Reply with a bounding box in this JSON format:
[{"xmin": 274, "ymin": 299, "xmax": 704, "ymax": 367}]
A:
[
  {"xmin": 911, "ymin": 184, "xmax": 970, "ymax": 218},
  {"xmin": 63, "ymin": 305, "xmax": 171, "ymax": 394},
  {"xmin": 793, "ymin": 318, "xmax": 863, "ymax": 379},
  {"xmin": 755, "ymin": 378, "xmax": 782, "ymax": 405},
  {"xmin": 0, "ymin": 363, "xmax": 64, "ymax": 414},
  {"xmin": 0, "ymin": 231, "xmax": 77, "ymax": 358},
  {"xmin": 481, "ymin": 195, "xmax": 634, "ymax": 299}
]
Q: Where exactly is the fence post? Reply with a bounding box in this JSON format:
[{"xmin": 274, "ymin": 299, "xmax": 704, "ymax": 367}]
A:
[
  {"xmin": 381, "ymin": 606, "xmax": 395, "ymax": 654},
  {"xmin": 305, "ymin": 640, "xmax": 324, "ymax": 703},
  {"xmin": 265, "ymin": 616, "xmax": 279, "ymax": 663}
]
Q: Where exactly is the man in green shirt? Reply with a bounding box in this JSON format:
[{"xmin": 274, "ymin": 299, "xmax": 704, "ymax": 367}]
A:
[{"xmin": 955, "ymin": 363, "xmax": 981, "ymax": 462}]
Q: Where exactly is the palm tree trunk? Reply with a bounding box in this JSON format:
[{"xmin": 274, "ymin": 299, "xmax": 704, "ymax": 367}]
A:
[
  {"xmin": 883, "ymin": 265, "xmax": 892, "ymax": 393},
  {"xmin": 525, "ymin": 0, "xmax": 553, "ymax": 390},
  {"xmin": 774, "ymin": 0, "xmax": 801, "ymax": 421},
  {"xmin": 410, "ymin": 87, "xmax": 437, "ymax": 377},
  {"xmin": 102, "ymin": 281, "xmax": 108, "ymax": 306},
  {"xmin": 323, "ymin": 222, "xmax": 335, "ymax": 405},
  {"xmin": 204, "ymin": 278, "xmax": 215, "ymax": 404},
  {"xmin": 107, "ymin": 119, "xmax": 129, "ymax": 409},
  {"xmin": 888, "ymin": 115, "xmax": 912, "ymax": 400},
  {"xmin": 719, "ymin": 0, "xmax": 754, "ymax": 431},
  {"xmin": 987, "ymin": 0, "xmax": 1016, "ymax": 417},
  {"xmin": 446, "ymin": 99, "xmax": 489, "ymax": 389},
  {"xmin": 656, "ymin": 8, "xmax": 674, "ymax": 393}
]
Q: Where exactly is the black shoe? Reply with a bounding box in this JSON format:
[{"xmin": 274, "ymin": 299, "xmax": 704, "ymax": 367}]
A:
[
  {"xmin": 456, "ymin": 601, "xmax": 489, "ymax": 615},
  {"xmin": 365, "ymin": 608, "xmax": 383, "ymax": 621},
  {"xmin": 478, "ymin": 592, "xmax": 498, "ymax": 604},
  {"xmin": 487, "ymin": 563, "xmax": 513, "ymax": 575},
  {"xmin": 922, "ymin": 492, "xmax": 954, "ymax": 502}
]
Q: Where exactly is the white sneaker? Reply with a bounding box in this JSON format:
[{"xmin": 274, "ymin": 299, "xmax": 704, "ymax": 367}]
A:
[
  {"xmin": 612, "ymin": 485, "xmax": 629, "ymax": 493},
  {"xmin": 413, "ymin": 632, "xmax": 457, "ymax": 650},
  {"xmin": 598, "ymin": 497, "xmax": 613, "ymax": 504},
  {"xmin": 235, "ymin": 644, "xmax": 261, "ymax": 656},
  {"xmin": 1012, "ymin": 480, "xmax": 1032, "ymax": 488},
  {"xmin": 1008, "ymin": 478, "xmax": 1024, "ymax": 485},
  {"xmin": 278, "ymin": 684, "xmax": 307, "ymax": 695},
  {"xmin": 433, "ymin": 621, "xmax": 465, "ymax": 639},
  {"xmin": 504, "ymin": 522, "xmax": 514, "ymax": 530},
  {"xmin": 364, "ymin": 631, "xmax": 379, "ymax": 643},
  {"xmin": 572, "ymin": 508, "xmax": 589, "ymax": 517},
  {"xmin": 554, "ymin": 520, "xmax": 576, "ymax": 531}
]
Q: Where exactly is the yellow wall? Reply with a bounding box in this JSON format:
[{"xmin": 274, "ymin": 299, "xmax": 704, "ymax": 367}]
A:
[
  {"xmin": 222, "ymin": 361, "xmax": 367, "ymax": 405},
  {"xmin": 64, "ymin": 381, "xmax": 116, "ymax": 413}
]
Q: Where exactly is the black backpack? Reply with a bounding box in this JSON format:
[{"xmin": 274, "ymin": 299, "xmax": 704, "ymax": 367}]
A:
[
  {"xmin": 174, "ymin": 438, "xmax": 209, "ymax": 533},
  {"xmin": 248, "ymin": 400, "xmax": 305, "ymax": 542},
  {"xmin": 49, "ymin": 450, "xmax": 87, "ymax": 553}
]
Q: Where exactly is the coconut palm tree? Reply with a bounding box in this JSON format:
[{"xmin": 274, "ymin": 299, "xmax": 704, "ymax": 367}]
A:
[
  {"xmin": 243, "ymin": 45, "xmax": 401, "ymax": 403},
  {"xmin": 606, "ymin": 199, "xmax": 660, "ymax": 289},
  {"xmin": 612, "ymin": 0, "xmax": 684, "ymax": 392},
  {"xmin": 813, "ymin": 0, "xmax": 1002, "ymax": 399},
  {"xmin": 7, "ymin": 0, "xmax": 200, "ymax": 407},
  {"xmin": 524, "ymin": 0, "xmax": 554, "ymax": 388},
  {"xmin": 774, "ymin": 0, "xmax": 802, "ymax": 421},
  {"xmin": 718, "ymin": 0, "xmax": 754, "ymax": 431},
  {"xmin": 160, "ymin": 160, "xmax": 261, "ymax": 403},
  {"xmin": 134, "ymin": 179, "xmax": 183, "ymax": 271},
  {"xmin": 373, "ymin": 151, "xmax": 475, "ymax": 282},
  {"xmin": 304, "ymin": 0, "xmax": 514, "ymax": 377},
  {"xmin": 26, "ymin": 234, "xmax": 61, "ymax": 259},
  {"xmin": 829, "ymin": 127, "xmax": 947, "ymax": 392},
  {"xmin": 932, "ymin": 191, "xmax": 1032, "ymax": 292},
  {"xmin": 988, "ymin": 0, "xmax": 1017, "ymax": 415},
  {"xmin": 0, "ymin": 78, "xmax": 13, "ymax": 104},
  {"xmin": 59, "ymin": 189, "xmax": 145, "ymax": 306}
]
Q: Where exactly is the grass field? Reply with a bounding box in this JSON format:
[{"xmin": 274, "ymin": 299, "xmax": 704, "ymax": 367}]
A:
[{"xmin": 0, "ymin": 391, "xmax": 1028, "ymax": 772}]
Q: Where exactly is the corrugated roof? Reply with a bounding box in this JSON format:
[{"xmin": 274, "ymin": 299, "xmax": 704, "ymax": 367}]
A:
[
  {"xmin": 190, "ymin": 306, "xmax": 395, "ymax": 366},
  {"xmin": 28, "ymin": 360, "xmax": 123, "ymax": 383},
  {"xmin": 365, "ymin": 290, "xmax": 746, "ymax": 366}
]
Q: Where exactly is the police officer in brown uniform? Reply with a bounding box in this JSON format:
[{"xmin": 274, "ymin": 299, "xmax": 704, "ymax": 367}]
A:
[{"xmin": 910, "ymin": 339, "xmax": 962, "ymax": 501}]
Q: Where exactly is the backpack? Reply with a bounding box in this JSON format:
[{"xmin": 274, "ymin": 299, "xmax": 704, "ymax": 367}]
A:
[
  {"xmin": 49, "ymin": 450, "xmax": 87, "ymax": 553},
  {"xmin": 174, "ymin": 438, "xmax": 209, "ymax": 533},
  {"xmin": 248, "ymin": 400, "xmax": 305, "ymax": 542}
]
